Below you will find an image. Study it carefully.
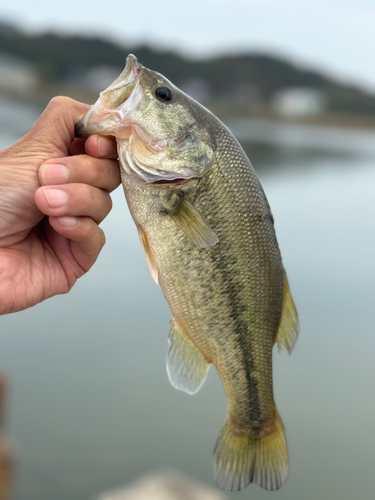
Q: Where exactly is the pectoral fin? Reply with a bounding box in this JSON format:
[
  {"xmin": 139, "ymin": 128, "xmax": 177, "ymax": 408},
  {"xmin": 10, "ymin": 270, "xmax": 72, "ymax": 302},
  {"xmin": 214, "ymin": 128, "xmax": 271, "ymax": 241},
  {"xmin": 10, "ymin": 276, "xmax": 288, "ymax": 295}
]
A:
[
  {"xmin": 275, "ymin": 268, "xmax": 299, "ymax": 354},
  {"xmin": 137, "ymin": 226, "xmax": 159, "ymax": 284},
  {"xmin": 167, "ymin": 318, "xmax": 210, "ymax": 394},
  {"xmin": 169, "ymin": 198, "xmax": 219, "ymax": 248}
]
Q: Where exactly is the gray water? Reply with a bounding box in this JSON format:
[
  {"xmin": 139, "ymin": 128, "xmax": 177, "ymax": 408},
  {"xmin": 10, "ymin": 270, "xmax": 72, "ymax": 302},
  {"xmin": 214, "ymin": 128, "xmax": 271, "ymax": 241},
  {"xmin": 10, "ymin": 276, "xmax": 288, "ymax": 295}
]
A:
[{"xmin": 1, "ymin": 98, "xmax": 375, "ymax": 500}]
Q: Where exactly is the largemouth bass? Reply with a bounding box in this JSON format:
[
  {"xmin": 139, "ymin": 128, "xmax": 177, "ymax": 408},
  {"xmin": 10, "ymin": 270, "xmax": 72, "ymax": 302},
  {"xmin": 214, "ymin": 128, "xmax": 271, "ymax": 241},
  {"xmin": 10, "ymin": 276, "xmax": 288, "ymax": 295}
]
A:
[{"xmin": 76, "ymin": 54, "xmax": 299, "ymax": 492}]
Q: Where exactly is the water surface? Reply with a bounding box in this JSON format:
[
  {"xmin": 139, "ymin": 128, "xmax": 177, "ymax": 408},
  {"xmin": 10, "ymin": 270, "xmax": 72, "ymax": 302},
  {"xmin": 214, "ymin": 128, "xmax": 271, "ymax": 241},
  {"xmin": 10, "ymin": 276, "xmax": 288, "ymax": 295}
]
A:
[{"xmin": 1, "ymin": 101, "xmax": 375, "ymax": 499}]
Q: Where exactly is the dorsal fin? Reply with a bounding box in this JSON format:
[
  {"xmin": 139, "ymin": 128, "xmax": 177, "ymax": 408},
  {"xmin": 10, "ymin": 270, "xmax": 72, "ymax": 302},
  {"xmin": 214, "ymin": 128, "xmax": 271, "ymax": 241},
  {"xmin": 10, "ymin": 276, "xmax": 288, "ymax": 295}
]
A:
[{"xmin": 275, "ymin": 268, "xmax": 299, "ymax": 354}]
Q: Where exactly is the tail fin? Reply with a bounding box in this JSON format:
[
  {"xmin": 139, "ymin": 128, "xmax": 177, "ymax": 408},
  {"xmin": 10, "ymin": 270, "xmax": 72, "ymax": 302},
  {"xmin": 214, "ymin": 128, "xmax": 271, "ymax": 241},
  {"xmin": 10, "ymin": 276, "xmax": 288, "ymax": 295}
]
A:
[{"xmin": 214, "ymin": 410, "xmax": 288, "ymax": 491}]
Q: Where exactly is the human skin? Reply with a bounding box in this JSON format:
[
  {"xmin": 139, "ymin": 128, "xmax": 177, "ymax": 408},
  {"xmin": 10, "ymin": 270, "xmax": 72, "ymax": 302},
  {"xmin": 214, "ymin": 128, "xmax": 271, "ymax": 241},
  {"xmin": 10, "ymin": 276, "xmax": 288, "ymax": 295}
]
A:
[{"xmin": 0, "ymin": 96, "xmax": 121, "ymax": 315}]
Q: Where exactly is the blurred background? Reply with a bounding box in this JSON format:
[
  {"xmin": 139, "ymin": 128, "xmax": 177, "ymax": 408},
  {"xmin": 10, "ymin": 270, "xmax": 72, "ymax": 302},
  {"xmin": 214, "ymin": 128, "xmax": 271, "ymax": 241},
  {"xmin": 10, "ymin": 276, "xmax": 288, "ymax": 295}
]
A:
[{"xmin": 0, "ymin": 1, "xmax": 375, "ymax": 499}]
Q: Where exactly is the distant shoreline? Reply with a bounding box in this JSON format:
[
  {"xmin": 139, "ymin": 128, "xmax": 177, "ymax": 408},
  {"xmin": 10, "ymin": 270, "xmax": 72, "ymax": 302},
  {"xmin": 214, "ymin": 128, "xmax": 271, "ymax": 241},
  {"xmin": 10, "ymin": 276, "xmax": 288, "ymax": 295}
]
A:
[{"xmin": 2, "ymin": 85, "xmax": 375, "ymax": 135}]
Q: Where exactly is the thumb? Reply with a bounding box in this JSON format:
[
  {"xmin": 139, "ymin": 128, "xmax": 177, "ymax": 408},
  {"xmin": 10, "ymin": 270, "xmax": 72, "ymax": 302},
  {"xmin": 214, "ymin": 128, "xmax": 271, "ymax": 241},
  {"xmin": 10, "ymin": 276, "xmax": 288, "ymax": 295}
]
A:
[{"xmin": 13, "ymin": 97, "xmax": 90, "ymax": 159}]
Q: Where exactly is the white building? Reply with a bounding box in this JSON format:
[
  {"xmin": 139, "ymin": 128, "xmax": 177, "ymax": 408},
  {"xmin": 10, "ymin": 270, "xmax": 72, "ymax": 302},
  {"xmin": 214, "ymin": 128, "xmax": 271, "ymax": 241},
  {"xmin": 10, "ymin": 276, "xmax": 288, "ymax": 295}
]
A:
[{"xmin": 272, "ymin": 87, "xmax": 326, "ymax": 118}]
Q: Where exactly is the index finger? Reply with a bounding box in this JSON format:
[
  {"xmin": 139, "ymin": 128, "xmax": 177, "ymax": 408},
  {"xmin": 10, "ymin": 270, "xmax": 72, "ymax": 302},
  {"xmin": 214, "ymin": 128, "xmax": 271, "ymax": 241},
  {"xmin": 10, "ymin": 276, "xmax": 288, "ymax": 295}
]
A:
[
  {"xmin": 39, "ymin": 154, "xmax": 121, "ymax": 192},
  {"xmin": 85, "ymin": 135, "xmax": 118, "ymax": 160}
]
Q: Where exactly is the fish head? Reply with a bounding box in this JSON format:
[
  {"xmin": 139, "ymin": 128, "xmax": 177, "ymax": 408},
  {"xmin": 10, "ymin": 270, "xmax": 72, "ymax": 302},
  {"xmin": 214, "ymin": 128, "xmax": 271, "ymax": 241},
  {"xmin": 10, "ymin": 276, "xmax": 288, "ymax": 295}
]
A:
[{"xmin": 76, "ymin": 54, "xmax": 216, "ymax": 183}]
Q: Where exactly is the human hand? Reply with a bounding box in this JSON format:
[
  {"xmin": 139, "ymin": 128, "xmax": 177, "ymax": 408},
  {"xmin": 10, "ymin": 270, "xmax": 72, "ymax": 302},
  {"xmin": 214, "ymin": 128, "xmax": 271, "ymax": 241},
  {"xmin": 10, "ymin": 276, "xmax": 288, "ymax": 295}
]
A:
[{"xmin": 0, "ymin": 97, "xmax": 121, "ymax": 315}]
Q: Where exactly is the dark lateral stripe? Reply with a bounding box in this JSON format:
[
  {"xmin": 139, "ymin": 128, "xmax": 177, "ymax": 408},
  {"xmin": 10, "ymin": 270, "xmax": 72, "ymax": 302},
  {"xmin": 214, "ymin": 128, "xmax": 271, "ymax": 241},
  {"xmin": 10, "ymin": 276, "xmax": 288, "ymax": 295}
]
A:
[{"xmin": 197, "ymin": 173, "xmax": 261, "ymax": 423}]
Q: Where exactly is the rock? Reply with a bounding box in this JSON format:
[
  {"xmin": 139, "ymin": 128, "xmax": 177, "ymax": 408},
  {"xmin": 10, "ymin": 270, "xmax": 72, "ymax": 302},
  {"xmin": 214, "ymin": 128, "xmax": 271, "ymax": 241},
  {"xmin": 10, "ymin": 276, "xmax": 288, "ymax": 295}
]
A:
[{"xmin": 97, "ymin": 471, "xmax": 225, "ymax": 500}]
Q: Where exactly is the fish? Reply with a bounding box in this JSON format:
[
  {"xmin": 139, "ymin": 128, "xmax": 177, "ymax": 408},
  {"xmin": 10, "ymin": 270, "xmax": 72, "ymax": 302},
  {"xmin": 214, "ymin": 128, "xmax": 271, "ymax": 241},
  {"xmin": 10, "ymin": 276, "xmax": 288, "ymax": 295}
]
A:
[{"xmin": 75, "ymin": 54, "xmax": 299, "ymax": 492}]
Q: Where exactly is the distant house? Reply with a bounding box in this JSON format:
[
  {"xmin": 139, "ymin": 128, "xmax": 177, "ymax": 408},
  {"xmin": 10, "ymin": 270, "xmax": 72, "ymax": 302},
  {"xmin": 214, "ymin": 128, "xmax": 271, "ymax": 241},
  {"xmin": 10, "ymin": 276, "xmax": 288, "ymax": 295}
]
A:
[
  {"xmin": 271, "ymin": 87, "xmax": 326, "ymax": 117},
  {"xmin": 77, "ymin": 66, "xmax": 124, "ymax": 93},
  {"xmin": 0, "ymin": 53, "xmax": 39, "ymax": 92}
]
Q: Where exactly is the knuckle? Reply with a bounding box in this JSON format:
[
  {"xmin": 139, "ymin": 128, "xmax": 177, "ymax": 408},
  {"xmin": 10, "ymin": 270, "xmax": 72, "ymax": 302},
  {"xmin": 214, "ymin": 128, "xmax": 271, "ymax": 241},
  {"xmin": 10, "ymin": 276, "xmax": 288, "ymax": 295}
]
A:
[
  {"xmin": 96, "ymin": 192, "xmax": 112, "ymax": 221},
  {"xmin": 81, "ymin": 221, "xmax": 106, "ymax": 253},
  {"xmin": 45, "ymin": 97, "xmax": 87, "ymax": 121},
  {"xmin": 80, "ymin": 185, "xmax": 112, "ymax": 217},
  {"xmin": 47, "ymin": 96, "xmax": 74, "ymax": 110},
  {"xmin": 98, "ymin": 228, "xmax": 106, "ymax": 248},
  {"xmin": 72, "ymin": 155, "xmax": 102, "ymax": 185},
  {"xmin": 103, "ymin": 192, "xmax": 113, "ymax": 215},
  {"xmin": 72, "ymin": 217, "xmax": 93, "ymax": 241},
  {"xmin": 93, "ymin": 185, "xmax": 111, "ymax": 208},
  {"xmin": 106, "ymin": 191, "xmax": 113, "ymax": 208}
]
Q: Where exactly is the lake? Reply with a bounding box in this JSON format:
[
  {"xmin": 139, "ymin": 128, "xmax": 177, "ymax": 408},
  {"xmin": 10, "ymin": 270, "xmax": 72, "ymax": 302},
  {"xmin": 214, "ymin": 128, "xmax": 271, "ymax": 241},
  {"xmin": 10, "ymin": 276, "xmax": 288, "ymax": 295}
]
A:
[{"xmin": 1, "ymin": 98, "xmax": 375, "ymax": 500}]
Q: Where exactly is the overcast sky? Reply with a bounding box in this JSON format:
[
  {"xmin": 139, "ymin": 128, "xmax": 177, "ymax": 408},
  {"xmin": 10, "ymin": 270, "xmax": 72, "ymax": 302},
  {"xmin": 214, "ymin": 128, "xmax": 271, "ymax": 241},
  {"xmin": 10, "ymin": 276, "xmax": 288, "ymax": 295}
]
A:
[{"xmin": 1, "ymin": 0, "xmax": 375, "ymax": 92}]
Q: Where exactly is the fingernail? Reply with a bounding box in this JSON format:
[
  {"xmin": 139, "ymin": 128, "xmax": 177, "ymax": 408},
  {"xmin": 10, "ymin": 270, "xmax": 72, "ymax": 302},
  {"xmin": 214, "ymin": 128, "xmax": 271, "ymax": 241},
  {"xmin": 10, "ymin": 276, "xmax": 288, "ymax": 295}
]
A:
[
  {"xmin": 40, "ymin": 163, "xmax": 69, "ymax": 184},
  {"xmin": 44, "ymin": 188, "xmax": 68, "ymax": 208},
  {"xmin": 97, "ymin": 136, "xmax": 115, "ymax": 157},
  {"xmin": 58, "ymin": 217, "xmax": 77, "ymax": 227}
]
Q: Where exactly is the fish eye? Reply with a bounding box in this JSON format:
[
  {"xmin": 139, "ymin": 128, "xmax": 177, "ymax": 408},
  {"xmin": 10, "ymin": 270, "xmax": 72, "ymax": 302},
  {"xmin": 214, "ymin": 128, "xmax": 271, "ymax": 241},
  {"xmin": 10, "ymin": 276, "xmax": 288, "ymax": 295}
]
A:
[{"xmin": 155, "ymin": 86, "xmax": 173, "ymax": 102}]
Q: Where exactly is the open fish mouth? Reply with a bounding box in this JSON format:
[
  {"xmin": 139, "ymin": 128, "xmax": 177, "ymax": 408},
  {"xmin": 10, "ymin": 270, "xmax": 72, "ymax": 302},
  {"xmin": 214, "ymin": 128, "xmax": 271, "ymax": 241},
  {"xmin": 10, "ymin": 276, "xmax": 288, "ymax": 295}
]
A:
[
  {"xmin": 99, "ymin": 55, "xmax": 141, "ymax": 111},
  {"xmin": 75, "ymin": 54, "xmax": 149, "ymax": 141},
  {"xmin": 75, "ymin": 54, "xmax": 143, "ymax": 139}
]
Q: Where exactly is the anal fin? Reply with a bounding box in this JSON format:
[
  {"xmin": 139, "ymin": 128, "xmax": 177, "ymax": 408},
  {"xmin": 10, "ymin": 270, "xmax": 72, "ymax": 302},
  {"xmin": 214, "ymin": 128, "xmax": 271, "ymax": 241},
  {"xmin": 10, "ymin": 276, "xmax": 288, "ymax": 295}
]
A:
[
  {"xmin": 275, "ymin": 268, "xmax": 299, "ymax": 354},
  {"xmin": 137, "ymin": 226, "xmax": 159, "ymax": 284},
  {"xmin": 167, "ymin": 318, "xmax": 210, "ymax": 394}
]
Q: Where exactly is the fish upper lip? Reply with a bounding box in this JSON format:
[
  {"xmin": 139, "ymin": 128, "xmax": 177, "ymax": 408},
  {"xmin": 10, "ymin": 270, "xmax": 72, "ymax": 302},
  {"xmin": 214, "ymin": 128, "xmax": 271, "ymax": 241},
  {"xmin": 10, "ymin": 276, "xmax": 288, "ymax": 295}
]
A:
[
  {"xmin": 107, "ymin": 54, "xmax": 141, "ymax": 92},
  {"xmin": 100, "ymin": 55, "xmax": 142, "ymax": 112}
]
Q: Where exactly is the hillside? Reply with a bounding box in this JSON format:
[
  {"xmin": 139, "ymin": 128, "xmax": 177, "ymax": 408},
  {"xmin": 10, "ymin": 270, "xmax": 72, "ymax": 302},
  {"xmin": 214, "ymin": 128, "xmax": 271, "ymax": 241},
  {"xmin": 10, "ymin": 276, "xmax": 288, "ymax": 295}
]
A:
[{"xmin": 1, "ymin": 23, "xmax": 375, "ymax": 119}]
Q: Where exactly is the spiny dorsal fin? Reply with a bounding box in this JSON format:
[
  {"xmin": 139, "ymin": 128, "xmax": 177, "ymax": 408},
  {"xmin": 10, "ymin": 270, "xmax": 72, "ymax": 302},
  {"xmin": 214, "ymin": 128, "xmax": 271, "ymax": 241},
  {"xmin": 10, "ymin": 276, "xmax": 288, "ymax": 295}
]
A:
[
  {"xmin": 275, "ymin": 268, "xmax": 299, "ymax": 354},
  {"xmin": 169, "ymin": 198, "xmax": 219, "ymax": 248},
  {"xmin": 167, "ymin": 318, "xmax": 210, "ymax": 394},
  {"xmin": 137, "ymin": 226, "xmax": 159, "ymax": 284}
]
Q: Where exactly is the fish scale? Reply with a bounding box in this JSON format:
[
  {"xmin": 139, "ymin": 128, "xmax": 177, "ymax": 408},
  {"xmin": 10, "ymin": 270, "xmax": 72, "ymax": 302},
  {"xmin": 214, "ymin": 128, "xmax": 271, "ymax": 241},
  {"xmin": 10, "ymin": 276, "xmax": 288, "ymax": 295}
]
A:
[{"xmin": 76, "ymin": 54, "xmax": 299, "ymax": 492}]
